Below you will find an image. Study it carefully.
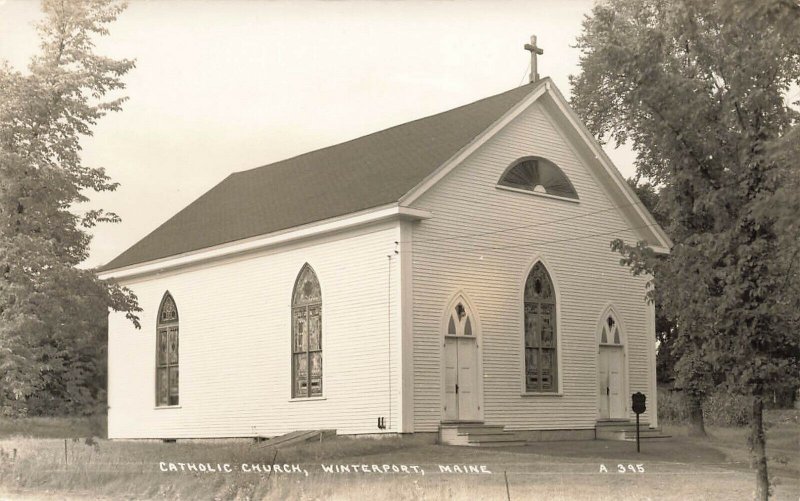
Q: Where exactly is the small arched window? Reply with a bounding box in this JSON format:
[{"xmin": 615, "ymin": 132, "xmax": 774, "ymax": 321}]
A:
[
  {"xmin": 499, "ymin": 157, "xmax": 578, "ymax": 200},
  {"xmin": 447, "ymin": 301, "xmax": 473, "ymax": 337},
  {"xmin": 600, "ymin": 313, "xmax": 622, "ymax": 345},
  {"xmin": 524, "ymin": 262, "xmax": 558, "ymax": 392},
  {"xmin": 292, "ymin": 264, "xmax": 322, "ymax": 398},
  {"xmin": 156, "ymin": 292, "xmax": 179, "ymax": 406}
]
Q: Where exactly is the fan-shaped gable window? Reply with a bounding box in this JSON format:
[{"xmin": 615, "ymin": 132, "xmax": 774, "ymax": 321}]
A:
[
  {"xmin": 156, "ymin": 292, "xmax": 179, "ymax": 407},
  {"xmin": 524, "ymin": 262, "xmax": 558, "ymax": 392},
  {"xmin": 292, "ymin": 264, "xmax": 322, "ymax": 398},
  {"xmin": 499, "ymin": 157, "xmax": 578, "ymax": 200}
]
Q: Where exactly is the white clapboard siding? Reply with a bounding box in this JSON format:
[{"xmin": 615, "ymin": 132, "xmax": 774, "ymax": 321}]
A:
[
  {"xmin": 409, "ymin": 101, "xmax": 656, "ymax": 432},
  {"xmin": 108, "ymin": 222, "xmax": 403, "ymax": 439}
]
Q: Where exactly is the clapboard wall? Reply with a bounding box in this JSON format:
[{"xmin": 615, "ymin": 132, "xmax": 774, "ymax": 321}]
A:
[
  {"xmin": 408, "ymin": 100, "xmax": 657, "ymax": 432},
  {"xmin": 107, "ymin": 221, "xmax": 403, "ymax": 439}
]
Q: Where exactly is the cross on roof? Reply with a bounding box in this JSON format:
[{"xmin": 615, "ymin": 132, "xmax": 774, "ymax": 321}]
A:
[{"xmin": 524, "ymin": 35, "xmax": 544, "ymax": 83}]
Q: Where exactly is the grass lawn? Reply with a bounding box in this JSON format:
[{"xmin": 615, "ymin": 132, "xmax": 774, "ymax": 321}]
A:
[{"xmin": 0, "ymin": 411, "xmax": 797, "ymax": 500}]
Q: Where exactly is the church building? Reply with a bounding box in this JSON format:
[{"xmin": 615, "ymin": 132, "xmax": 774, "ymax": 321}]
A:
[{"xmin": 99, "ymin": 76, "xmax": 671, "ymax": 442}]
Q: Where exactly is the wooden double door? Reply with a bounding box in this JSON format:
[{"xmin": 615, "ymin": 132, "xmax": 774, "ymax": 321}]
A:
[
  {"xmin": 443, "ymin": 336, "xmax": 479, "ymax": 421},
  {"xmin": 442, "ymin": 299, "xmax": 480, "ymax": 422},
  {"xmin": 598, "ymin": 346, "xmax": 625, "ymax": 418}
]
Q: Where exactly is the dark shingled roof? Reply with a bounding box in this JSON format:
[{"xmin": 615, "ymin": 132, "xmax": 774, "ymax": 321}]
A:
[{"xmin": 102, "ymin": 81, "xmax": 545, "ymax": 271}]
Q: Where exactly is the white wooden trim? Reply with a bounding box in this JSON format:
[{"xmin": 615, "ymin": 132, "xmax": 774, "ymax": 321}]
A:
[
  {"xmin": 495, "ymin": 184, "xmax": 581, "ymax": 204},
  {"xmin": 399, "ymin": 220, "xmax": 415, "ymax": 432},
  {"xmin": 98, "ymin": 204, "xmax": 431, "ymax": 280},
  {"xmin": 647, "ymin": 300, "xmax": 659, "ymax": 427},
  {"xmin": 595, "ymin": 304, "xmax": 628, "ymax": 348},
  {"xmin": 399, "ymin": 82, "xmax": 550, "ymax": 206}
]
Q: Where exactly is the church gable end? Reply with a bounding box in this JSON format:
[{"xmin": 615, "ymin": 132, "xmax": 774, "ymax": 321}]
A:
[{"xmin": 408, "ymin": 95, "xmax": 658, "ymax": 432}]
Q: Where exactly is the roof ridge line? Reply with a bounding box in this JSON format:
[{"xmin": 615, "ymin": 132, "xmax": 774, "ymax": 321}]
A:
[
  {"xmin": 232, "ymin": 80, "xmax": 547, "ymax": 177},
  {"xmin": 399, "ymin": 78, "xmax": 551, "ymax": 205}
]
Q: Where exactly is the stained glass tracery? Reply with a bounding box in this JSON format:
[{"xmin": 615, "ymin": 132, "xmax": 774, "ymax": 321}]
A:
[
  {"xmin": 292, "ymin": 264, "xmax": 322, "ymax": 398},
  {"xmin": 524, "ymin": 263, "xmax": 558, "ymax": 392},
  {"xmin": 601, "ymin": 313, "xmax": 622, "ymax": 345},
  {"xmin": 446, "ymin": 301, "xmax": 474, "ymax": 337},
  {"xmin": 156, "ymin": 292, "xmax": 179, "ymax": 406}
]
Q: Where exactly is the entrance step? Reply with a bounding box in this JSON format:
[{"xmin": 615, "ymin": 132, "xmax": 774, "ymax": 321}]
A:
[
  {"xmin": 596, "ymin": 420, "xmax": 670, "ymax": 441},
  {"xmin": 439, "ymin": 423, "xmax": 527, "ymax": 447}
]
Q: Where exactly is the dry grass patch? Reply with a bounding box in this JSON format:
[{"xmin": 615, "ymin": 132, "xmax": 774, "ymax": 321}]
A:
[
  {"xmin": 0, "ymin": 412, "xmax": 797, "ymax": 500},
  {"xmin": 0, "ymin": 416, "xmax": 105, "ymax": 440}
]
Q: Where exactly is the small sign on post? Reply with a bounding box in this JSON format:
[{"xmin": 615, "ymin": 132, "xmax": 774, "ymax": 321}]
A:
[{"xmin": 631, "ymin": 392, "xmax": 646, "ymax": 453}]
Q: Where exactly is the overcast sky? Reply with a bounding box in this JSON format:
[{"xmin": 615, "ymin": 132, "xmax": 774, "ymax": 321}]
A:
[{"xmin": 1, "ymin": 0, "xmax": 640, "ymax": 269}]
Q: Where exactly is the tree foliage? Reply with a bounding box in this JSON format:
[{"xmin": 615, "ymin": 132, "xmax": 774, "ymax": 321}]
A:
[
  {"xmin": 570, "ymin": 0, "xmax": 800, "ymax": 497},
  {"xmin": 625, "ymin": 179, "xmax": 678, "ymax": 385},
  {"xmin": 0, "ymin": 0, "xmax": 140, "ymax": 416}
]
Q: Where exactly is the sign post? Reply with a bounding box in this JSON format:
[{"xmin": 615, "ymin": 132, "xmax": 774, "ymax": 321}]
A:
[{"xmin": 631, "ymin": 392, "xmax": 647, "ymax": 453}]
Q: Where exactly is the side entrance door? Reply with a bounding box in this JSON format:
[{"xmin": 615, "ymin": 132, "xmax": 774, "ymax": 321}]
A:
[
  {"xmin": 598, "ymin": 346, "xmax": 625, "ymax": 419},
  {"xmin": 443, "ymin": 300, "xmax": 480, "ymax": 421}
]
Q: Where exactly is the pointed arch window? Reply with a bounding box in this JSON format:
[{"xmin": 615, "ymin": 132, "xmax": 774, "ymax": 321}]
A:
[
  {"xmin": 600, "ymin": 313, "xmax": 622, "ymax": 345},
  {"xmin": 447, "ymin": 301, "xmax": 473, "ymax": 337},
  {"xmin": 524, "ymin": 262, "xmax": 558, "ymax": 392},
  {"xmin": 292, "ymin": 264, "xmax": 322, "ymax": 398},
  {"xmin": 156, "ymin": 292, "xmax": 179, "ymax": 406},
  {"xmin": 499, "ymin": 157, "xmax": 578, "ymax": 200}
]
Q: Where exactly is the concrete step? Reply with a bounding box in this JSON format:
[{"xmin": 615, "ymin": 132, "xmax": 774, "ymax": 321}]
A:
[
  {"xmin": 450, "ymin": 425, "xmax": 506, "ymax": 435},
  {"xmin": 596, "ymin": 419, "xmax": 635, "ymax": 425},
  {"xmin": 468, "ymin": 433, "xmax": 525, "ymax": 443},
  {"xmin": 439, "ymin": 423, "xmax": 527, "ymax": 447},
  {"xmin": 596, "ymin": 419, "xmax": 669, "ymax": 441}
]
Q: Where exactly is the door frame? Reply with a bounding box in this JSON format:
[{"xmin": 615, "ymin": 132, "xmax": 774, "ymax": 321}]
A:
[
  {"xmin": 595, "ymin": 304, "xmax": 630, "ymax": 418},
  {"xmin": 598, "ymin": 345, "xmax": 626, "ymax": 418},
  {"xmin": 440, "ymin": 290, "xmax": 484, "ymax": 422}
]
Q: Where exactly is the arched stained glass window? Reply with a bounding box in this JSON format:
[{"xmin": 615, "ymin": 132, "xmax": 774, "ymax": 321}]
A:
[
  {"xmin": 292, "ymin": 264, "xmax": 322, "ymax": 398},
  {"xmin": 600, "ymin": 313, "xmax": 622, "ymax": 345},
  {"xmin": 446, "ymin": 301, "xmax": 473, "ymax": 337},
  {"xmin": 499, "ymin": 157, "xmax": 578, "ymax": 199},
  {"xmin": 524, "ymin": 263, "xmax": 558, "ymax": 392},
  {"xmin": 156, "ymin": 292, "xmax": 179, "ymax": 406}
]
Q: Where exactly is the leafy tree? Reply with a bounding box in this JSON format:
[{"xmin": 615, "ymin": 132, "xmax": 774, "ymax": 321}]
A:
[
  {"xmin": 628, "ymin": 178, "xmax": 708, "ymax": 435},
  {"xmin": 626, "ymin": 179, "xmax": 679, "ymax": 385},
  {"xmin": 570, "ymin": 0, "xmax": 800, "ymax": 498},
  {"xmin": 0, "ymin": 0, "xmax": 140, "ymax": 417}
]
